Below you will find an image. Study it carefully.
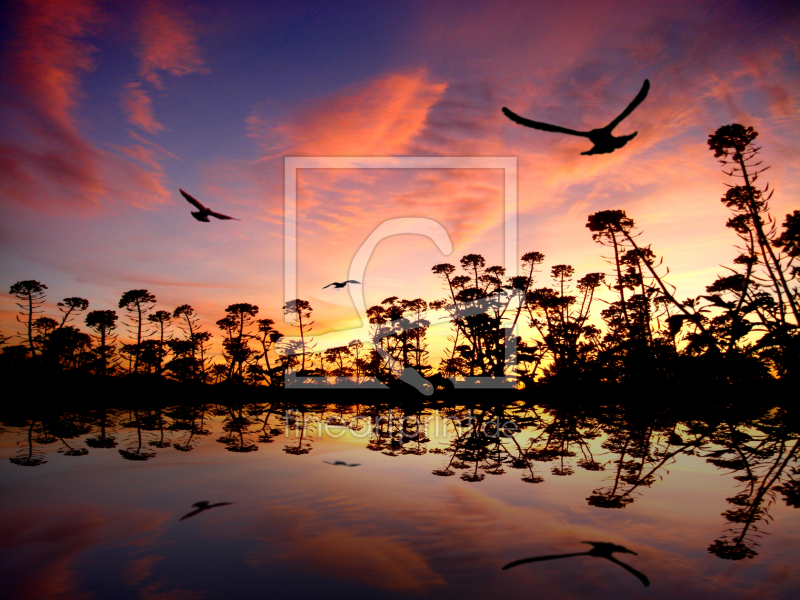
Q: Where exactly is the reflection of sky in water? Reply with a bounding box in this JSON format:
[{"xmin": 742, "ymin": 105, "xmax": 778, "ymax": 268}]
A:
[{"xmin": 1, "ymin": 408, "xmax": 798, "ymax": 600}]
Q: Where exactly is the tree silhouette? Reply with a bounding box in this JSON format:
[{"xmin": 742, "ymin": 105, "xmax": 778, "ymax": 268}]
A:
[
  {"xmin": 32, "ymin": 316, "xmax": 59, "ymax": 360},
  {"xmin": 57, "ymin": 297, "xmax": 89, "ymax": 328},
  {"xmin": 9, "ymin": 280, "xmax": 48, "ymax": 356},
  {"xmin": 254, "ymin": 318, "xmax": 283, "ymax": 386},
  {"xmin": 47, "ymin": 326, "xmax": 92, "ymax": 370},
  {"xmin": 324, "ymin": 345, "xmax": 352, "ymax": 377},
  {"xmin": 118, "ymin": 289, "xmax": 156, "ymax": 373},
  {"xmin": 172, "ymin": 304, "xmax": 211, "ymax": 381},
  {"xmin": 526, "ymin": 266, "xmax": 604, "ymax": 380},
  {"xmin": 2, "ymin": 124, "xmax": 796, "ymax": 390},
  {"xmin": 348, "ymin": 339, "xmax": 366, "ymax": 383},
  {"xmin": 147, "ymin": 310, "xmax": 172, "ymax": 374},
  {"xmin": 283, "ymin": 299, "xmax": 314, "ymax": 373},
  {"xmin": 217, "ymin": 303, "xmax": 259, "ymax": 382},
  {"xmin": 706, "ymin": 124, "xmax": 799, "ymax": 377}
]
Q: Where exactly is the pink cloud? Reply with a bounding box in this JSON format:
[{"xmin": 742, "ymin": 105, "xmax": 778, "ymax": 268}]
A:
[
  {"xmin": 0, "ymin": 0, "xmax": 172, "ymax": 213},
  {"xmin": 136, "ymin": 0, "xmax": 209, "ymax": 89},
  {"xmin": 121, "ymin": 82, "xmax": 166, "ymax": 133},
  {"xmin": 3, "ymin": 0, "xmax": 102, "ymax": 130},
  {"xmin": 127, "ymin": 131, "xmax": 181, "ymax": 161},
  {"xmin": 248, "ymin": 68, "xmax": 447, "ymax": 157}
]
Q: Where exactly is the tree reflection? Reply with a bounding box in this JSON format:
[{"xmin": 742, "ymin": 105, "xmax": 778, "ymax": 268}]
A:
[
  {"xmin": 118, "ymin": 409, "xmax": 156, "ymax": 461},
  {"xmin": 217, "ymin": 404, "xmax": 259, "ymax": 453},
  {"xmin": 703, "ymin": 410, "xmax": 800, "ymax": 559},
  {"xmin": 2, "ymin": 396, "xmax": 797, "ymax": 561}
]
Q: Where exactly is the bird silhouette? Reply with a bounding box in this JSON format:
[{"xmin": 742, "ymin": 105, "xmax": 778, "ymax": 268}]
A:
[
  {"xmin": 502, "ymin": 79, "xmax": 649, "ymax": 155},
  {"xmin": 180, "ymin": 189, "xmax": 240, "ymax": 222},
  {"xmin": 323, "ymin": 460, "xmax": 361, "ymax": 467},
  {"xmin": 179, "ymin": 501, "xmax": 234, "ymax": 521},
  {"xmin": 322, "ymin": 280, "xmax": 360, "ymax": 289},
  {"xmin": 502, "ymin": 541, "xmax": 650, "ymax": 587}
]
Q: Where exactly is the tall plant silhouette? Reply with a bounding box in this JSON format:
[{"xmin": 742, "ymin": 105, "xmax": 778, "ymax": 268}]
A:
[
  {"xmin": 172, "ymin": 304, "xmax": 211, "ymax": 382},
  {"xmin": 216, "ymin": 303, "xmax": 259, "ymax": 382},
  {"xmin": 57, "ymin": 297, "xmax": 89, "ymax": 328},
  {"xmin": 147, "ymin": 310, "xmax": 172, "ymax": 374},
  {"xmin": 9, "ymin": 280, "xmax": 48, "ymax": 357},
  {"xmin": 283, "ymin": 299, "xmax": 314, "ymax": 373},
  {"xmin": 706, "ymin": 124, "xmax": 799, "ymax": 377},
  {"xmin": 118, "ymin": 290, "xmax": 156, "ymax": 373},
  {"xmin": 527, "ymin": 265, "xmax": 605, "ymax": 380},
  {"xmin": 367, "ymin": 297, "xmax": 431, "ymax": 376},
  {"xmin": 586, "ymin": 209, "xmax": 718, "ymax": 381}
]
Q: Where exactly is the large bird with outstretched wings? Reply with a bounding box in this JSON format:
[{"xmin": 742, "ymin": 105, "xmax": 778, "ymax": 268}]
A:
[
  {"xmin": 180, "ymin": 189, "xmax": 240, "ymax": 222},
  {"xmin": 502, "ymin": 79, "xmax": 650, "ymax": 155}
]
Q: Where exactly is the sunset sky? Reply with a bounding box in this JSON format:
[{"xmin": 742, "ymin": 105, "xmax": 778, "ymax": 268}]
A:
[{"xmin": 1, "ymin": 0, "xmax": 798, "ymax": 359}]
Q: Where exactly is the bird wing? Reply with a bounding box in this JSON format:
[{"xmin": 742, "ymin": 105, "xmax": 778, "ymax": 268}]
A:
[
  {"xmin": 502, "ymin": 552, "xmax": 586, "ymax": 570},
  {"xmin": 179, "ymin": 508, "xmax": 205, "ymax": 521},
  {"xmin": 346, "ymin": 280, "xmax": 361, "ymax": 284},
  {"xmin": 605, "ymin": 79, "xmax": 650, "ymax": 131},
  {"xmin": 208, "ymin": 211, "xmax": 239, "ymax": 221},
  {"xmin": 604, "ymin": 556, "xmax": 650, "ymax": 587},
  {"xmin": 322, "ymin": 283, "xmax": 335, "ymax": 289},
  {"xmin": 502, "ymin": 108, "xmax": 589, "ymax": 137},
  {"xmin": 208, "ymin": 502, "xmax": 233, "ymax": 508},
  {"xmin": 180, "ymin": 189, "xmax": 206, "ymax": 211},
  {"xmin": 347, "ymin": 463, "xmax": 361, "ymax": 467}
]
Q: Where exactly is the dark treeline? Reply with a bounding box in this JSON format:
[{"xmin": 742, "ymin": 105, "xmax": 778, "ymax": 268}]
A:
[
  {"xmin": 2, "ymin": 124, "xmax": 798, "ymax": 388},
  {"xmin": 2, "ymin": 395, "xmax": 797, "ymax": 562}
]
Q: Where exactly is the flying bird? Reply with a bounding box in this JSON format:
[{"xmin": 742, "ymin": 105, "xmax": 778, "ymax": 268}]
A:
[
  {"xmin": 179, "ymin": 501, "xmax": 234, "ymax": 521},
  {"xmin": 180, "ymin": 189, "xmax": 240, "ymax": 222},
  {"xmin": 502, "ymin": 79, "xmax": 650, "ymax": 155},
  {"xmin": 323, "ymin": 280, "xmax": 360, "ymax": 289},
  {"xmin": 502, "ymin": 541, "xmax": 650, "ymax": 587},
  {"xmin": 323, "ymin": 460, "xmax": 361, "ymax": 467}
]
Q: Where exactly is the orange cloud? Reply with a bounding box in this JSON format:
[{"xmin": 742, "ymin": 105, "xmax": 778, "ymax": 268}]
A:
[
  {"xmin": 248, "ymin": 504, "xmax": 445, "ymax": 591},
  {"xmin": 136, "ymin": 0, "xmax": 209, "ymax": 89},
  {"xmin": 121, "ymin": 82, "xmax": 166, "ymax": 133},
  {"xmin": 248, "ymin": 69, "xmax": 447, "ymax": 157}
]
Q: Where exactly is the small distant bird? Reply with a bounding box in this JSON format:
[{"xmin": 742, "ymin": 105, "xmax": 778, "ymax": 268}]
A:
[
  {"xmin": 179, "ymin": 501, "xmax": 234, "ymax": 521},
  {"xmin": 322, "ymin": 280, "xmax": 360, "ymax": 289},
  {"xmin": 180, "ymin": 189, "xmax": 240, "ymax": 222},
  {"xmin": 502, "ymin": 79, "xmax": 650, "ymax": 155},
  {"xmin": 323, "ymin": 460, "xmax": 361, "ymax": 467},
  {"xmin": 502, "ymin": 541, "xmax": 650, "ymax": 587}
]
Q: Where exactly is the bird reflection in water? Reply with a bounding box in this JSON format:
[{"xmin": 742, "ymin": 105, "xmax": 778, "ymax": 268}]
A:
[
  {"xmin": 323, "ymin": 460, "xmax": 361, "ymax": 467},
  {"xmin": 179, "ymin": 501, "xmax": 235, "ymax": 521},
  {"xmin": 503, "ymin": 541, "xmax": 650, "ymax": 587}
]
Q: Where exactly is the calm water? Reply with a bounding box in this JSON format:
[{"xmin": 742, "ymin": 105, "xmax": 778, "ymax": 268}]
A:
[{"xmin": 1, "ymin": 400, "xmax": 798, "ymax": 599}]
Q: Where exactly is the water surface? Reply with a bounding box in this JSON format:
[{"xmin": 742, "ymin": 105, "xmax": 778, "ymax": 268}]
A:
[{"xmin": 2, "ymin": 400, "xmax": 798, "ymax": 599}]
